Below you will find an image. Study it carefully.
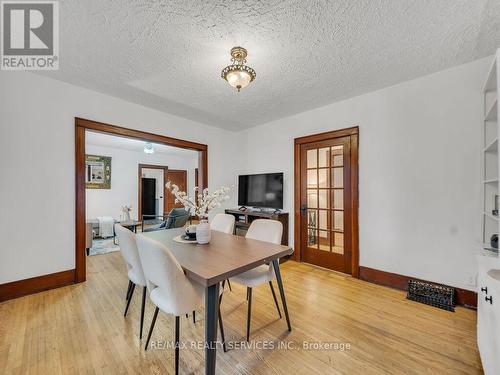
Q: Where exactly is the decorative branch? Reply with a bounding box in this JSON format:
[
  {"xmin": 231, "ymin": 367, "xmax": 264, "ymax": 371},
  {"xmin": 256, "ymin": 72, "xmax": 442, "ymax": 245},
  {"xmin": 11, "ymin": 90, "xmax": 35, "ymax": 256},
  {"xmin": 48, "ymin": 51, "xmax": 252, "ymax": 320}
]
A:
[{"xmin": 165, "ymin": 181, "xmax": 231, "ymax": 219}]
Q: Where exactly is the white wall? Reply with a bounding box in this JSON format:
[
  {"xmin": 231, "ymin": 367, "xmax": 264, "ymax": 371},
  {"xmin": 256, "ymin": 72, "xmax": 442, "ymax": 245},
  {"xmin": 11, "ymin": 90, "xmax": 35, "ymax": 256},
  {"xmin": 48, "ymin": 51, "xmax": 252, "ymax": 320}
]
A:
[
  {"xmin": 0, "ymin": 72, "xmax": 242, "ymax": 284},
  {"xmin": 239, "ymin": 57, "xmax": 491, "ymax": 291},
  {"xmin": 85, "ymin": 144, "xmax": 198, "ymax": 220}
]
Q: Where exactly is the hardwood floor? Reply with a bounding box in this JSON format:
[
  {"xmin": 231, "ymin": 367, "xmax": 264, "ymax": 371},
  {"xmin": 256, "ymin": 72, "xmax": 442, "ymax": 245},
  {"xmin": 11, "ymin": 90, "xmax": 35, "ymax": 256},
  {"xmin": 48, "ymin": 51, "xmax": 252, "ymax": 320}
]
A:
[{"xmin": 0, "ymin": 253, "xmax": 482, "ymax": 374}]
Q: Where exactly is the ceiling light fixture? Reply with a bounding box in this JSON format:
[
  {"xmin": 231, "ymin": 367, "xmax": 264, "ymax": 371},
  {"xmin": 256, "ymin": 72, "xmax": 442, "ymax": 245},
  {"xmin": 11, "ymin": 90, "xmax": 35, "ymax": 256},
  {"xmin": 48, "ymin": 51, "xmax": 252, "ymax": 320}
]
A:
[
  {"xmin": 144, "ymin": 143, "xmax": 155, "ymax": 154},
  {"xmin": 221, "ymin": 47, "xmax": 256, "ymax": 92}
]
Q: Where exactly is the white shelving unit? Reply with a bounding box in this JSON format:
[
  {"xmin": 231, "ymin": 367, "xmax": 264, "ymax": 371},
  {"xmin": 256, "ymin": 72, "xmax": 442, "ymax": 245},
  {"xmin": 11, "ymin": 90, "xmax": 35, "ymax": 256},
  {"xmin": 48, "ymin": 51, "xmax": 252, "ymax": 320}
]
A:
[
  {"xmin": 481, "ymin": 51, "xmax": 500, "ymax": 249},
  {"xmin": 478, "ymin": 49, "xmax": 500, "ymax": 375}
]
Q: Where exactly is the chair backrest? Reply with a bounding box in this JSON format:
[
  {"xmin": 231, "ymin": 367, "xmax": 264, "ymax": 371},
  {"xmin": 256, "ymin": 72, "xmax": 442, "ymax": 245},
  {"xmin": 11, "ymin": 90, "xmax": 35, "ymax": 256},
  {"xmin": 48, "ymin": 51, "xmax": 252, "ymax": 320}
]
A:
[
  {"xmin": 165, "ymin": 208, "xmax": 190, "ymax": 229},
  {"xmin": 210, "ymin": 213, "xmax": 235, "ymax": 234},
  {"xmin": 245, "ymin": 219, "xmax": 283, "ymax": 245},
  {"xmin": 115, "ymin": 224, "xmax": 146, "ymax": 286},
  {"xmin": 136, "ymin": 234, "xmax": 202, "ymax": 314}
]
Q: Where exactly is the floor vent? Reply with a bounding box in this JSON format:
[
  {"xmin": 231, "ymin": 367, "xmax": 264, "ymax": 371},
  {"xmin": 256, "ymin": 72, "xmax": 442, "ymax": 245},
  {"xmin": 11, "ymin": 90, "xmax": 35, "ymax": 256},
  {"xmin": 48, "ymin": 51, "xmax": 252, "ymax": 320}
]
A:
[{"xmin": 407, "ymin": 280, "xmax": 455, "ymax": 312}]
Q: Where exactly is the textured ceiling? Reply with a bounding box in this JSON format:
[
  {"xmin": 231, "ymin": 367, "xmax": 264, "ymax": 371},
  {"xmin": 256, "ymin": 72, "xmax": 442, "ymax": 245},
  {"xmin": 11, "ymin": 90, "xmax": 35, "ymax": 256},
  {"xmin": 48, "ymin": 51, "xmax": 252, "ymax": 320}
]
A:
[
  {"xmin": 86, "ymin": 131, "xmax": 199, "ymax": 158},
  {"xmin": 41, "ymin": 0, "xmax": 500, "ymax": 130}
]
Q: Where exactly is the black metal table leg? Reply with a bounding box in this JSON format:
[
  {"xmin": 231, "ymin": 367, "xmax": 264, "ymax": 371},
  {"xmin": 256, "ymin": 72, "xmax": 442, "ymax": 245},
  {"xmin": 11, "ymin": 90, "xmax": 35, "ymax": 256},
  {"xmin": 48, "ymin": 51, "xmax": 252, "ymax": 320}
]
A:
[
  {"xmin": 272, "ymin": 259, "xmax": 291, "ymax": 331},
  {"xmin": 205, "ymin": 283, "xmax": 220, "ymax": 375},
  {"xmin": 269, "ymin": 281, "xmax": 282, "ymax": 319}
]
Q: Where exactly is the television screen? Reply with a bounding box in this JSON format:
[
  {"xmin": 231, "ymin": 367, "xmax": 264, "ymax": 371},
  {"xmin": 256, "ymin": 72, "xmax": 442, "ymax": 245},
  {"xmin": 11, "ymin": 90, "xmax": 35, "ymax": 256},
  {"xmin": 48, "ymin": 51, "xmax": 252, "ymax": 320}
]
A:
[{"xmin": 238, "ymin": 173, "xmax": 283, "ymax": 209}]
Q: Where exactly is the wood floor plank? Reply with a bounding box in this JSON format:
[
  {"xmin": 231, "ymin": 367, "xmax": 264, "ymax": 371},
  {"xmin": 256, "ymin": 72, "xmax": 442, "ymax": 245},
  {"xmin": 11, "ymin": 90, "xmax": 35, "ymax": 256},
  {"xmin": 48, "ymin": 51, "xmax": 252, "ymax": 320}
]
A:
[{"xmin": 0, "ymin": 253, "xmax": 482, "ymax": 374}]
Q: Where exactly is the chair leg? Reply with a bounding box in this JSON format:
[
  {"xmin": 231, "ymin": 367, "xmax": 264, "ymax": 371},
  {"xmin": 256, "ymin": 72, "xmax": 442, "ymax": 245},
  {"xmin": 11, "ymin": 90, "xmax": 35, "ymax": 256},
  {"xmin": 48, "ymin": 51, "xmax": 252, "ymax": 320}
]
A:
[
  {"xmin": 125, "ymin": 280, "xmax": 133, "ymax": 300},
  {"xmin": 246, "ymin": 287, "xmax": 252, "ymax": 342},
  {"xmin": 144, "ymin": 306, "xmax": 159, "ymax": 350},
  {"xmin": 218, "ymin": 304, "xmax": 227, "ymax": 352},
  {"xmin": 140, "ymin": 286, "xmax": 147, "ymax": 339},
  {"xmin": 175, "ymin": 316, "xmax": 180, "ymax": 375},
  {"xmin": 227, "ymin": 279, "xmax": 232, "ymax": 291},
  {"xmin": 124, "ymin": 283, "xmax": 135, "ymax": 316},
  {"xmin": 269, "ymin": 281, "xmax": 282, "ymax": 319},
  {"xmin": 246, "ymin": 288, "xmax": 249, "ymax": 301},
  {"xmin": 192, "ymin": 310, "xmax": 196, "ymax": 324}
]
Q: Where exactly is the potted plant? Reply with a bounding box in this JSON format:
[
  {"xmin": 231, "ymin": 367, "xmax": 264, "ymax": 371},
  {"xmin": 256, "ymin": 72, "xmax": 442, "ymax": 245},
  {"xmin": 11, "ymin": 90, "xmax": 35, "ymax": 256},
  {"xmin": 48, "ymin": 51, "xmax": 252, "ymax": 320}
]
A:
[{"xmin": 165, "ymin": 182, "xmax": 230, "ymax": 244}]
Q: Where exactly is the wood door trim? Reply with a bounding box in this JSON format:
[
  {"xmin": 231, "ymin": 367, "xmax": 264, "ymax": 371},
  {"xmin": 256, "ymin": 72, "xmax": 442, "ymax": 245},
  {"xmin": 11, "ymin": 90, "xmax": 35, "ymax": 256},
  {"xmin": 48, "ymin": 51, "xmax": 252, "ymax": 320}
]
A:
[
  {"xmin": 294, "ymin": 126, "xmax": 359, "ymax": 277},
  {"xmin": 294, "ymin": 127, "xmax": 359, "ymax": 145},
  {"xmin": 359, "ymin": 266, "xmax": 477, "ymax": 308},
  {"xmin": 138, "ymin": 164, "xmax": 169, "ymax": 221},
  {"xmin": 75, "ymin": 117, "xmax": 207, "ymax": 151},
  {"xmin": 75, "ymin": 117, "xmax": 208, "ymax": 284}
]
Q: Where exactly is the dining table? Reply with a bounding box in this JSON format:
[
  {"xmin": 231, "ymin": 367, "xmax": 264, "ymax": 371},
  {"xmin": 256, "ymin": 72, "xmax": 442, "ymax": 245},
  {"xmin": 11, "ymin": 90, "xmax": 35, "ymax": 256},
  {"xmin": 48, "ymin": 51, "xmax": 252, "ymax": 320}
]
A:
[{"xmin": 140, "ymin": 227, "xmax": 293, "ymax": 375}]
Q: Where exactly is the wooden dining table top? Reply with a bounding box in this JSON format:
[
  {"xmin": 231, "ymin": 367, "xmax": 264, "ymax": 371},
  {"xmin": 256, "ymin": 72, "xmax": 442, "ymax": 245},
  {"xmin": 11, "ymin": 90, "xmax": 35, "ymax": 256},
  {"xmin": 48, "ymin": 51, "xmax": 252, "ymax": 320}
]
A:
[{"xmin": 140, "ymin": 228, "xmax": 293, "ymax": 287}]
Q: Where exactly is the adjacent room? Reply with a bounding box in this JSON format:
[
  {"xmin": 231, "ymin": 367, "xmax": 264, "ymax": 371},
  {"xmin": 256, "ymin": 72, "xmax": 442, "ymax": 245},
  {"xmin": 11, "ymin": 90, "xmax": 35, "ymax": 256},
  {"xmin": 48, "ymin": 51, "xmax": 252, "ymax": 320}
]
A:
[
  {"xmin": 1, "ymin": 1, "xmax": 500, "ymax": 374},
  {"xmin": 84, "ymin": 131, "xmax": 199, "ymax": 256}
]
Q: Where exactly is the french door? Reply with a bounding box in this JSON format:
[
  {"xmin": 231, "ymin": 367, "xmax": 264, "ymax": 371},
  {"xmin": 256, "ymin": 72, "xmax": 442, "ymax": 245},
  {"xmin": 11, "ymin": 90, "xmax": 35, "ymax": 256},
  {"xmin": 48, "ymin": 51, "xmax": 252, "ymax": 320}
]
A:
[{"xmin": 296, "ymin": 128, "xmax": 358, "ymax": 275}]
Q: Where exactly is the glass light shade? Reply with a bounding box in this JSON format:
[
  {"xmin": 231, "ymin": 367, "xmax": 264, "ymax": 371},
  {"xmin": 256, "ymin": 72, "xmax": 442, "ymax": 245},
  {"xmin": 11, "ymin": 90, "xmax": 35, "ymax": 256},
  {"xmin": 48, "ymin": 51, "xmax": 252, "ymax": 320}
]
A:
[
  {"xmin": 226, "ymin": 70, "xmax": 252, "ymax": 90},
  {"xmin": 144, "ymin": 143, "xmax": 154, "ymax": 154}
]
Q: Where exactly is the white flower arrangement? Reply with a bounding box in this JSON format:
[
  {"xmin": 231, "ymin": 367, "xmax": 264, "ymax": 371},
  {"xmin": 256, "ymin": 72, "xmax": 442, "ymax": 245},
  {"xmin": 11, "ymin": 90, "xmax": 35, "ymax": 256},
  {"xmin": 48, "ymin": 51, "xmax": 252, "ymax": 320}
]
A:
[
  {"xmin": 165, "ymin": 181, "xmax": 231, "ymax": 219},
  {"xmin": 121, "ymin": 205, "xmax": 132, "ymax": 213}
]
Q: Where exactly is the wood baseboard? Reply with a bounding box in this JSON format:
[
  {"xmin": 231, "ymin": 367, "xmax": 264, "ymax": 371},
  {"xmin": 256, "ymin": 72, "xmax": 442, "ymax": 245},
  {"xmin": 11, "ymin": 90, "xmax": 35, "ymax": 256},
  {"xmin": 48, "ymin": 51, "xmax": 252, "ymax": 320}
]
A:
[
  {"xmin": 0, "ymin": 269, "xmax": 75, "ymax": 302},
  {"xmin": 359, "ymin": 266, "xmax": 477, "ymax": 309}
]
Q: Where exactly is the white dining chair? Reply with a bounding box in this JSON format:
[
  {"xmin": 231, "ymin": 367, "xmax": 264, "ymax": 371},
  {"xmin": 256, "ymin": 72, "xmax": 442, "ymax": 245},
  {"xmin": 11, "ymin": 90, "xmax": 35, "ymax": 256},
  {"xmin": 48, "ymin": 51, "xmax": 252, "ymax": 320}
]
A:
[
  {"xmin": 210, "ymin": 213, "xmax": 235, "ymax": 234},
  {"xmin": 211, "ymin": 213, "xmax": 236, "ymax": 291},
  {"xmin": 229, "ymin": 219, "xmax": 283, "ymax": 341},
  {"xmin": 136, "ymin": 234, "xmax": 227, "ymax": 374},
  {"xmin": 115, "ymin": 224, "xmax": 148, "ymax": 339}
]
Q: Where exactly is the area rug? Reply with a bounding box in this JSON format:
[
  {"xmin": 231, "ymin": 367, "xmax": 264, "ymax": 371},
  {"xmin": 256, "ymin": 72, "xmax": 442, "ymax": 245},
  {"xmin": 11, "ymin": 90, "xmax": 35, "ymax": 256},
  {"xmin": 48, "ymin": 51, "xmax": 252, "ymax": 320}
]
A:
[{"xmin": 88, "ymin": 238, "xmax": 120, "ymax": 256}]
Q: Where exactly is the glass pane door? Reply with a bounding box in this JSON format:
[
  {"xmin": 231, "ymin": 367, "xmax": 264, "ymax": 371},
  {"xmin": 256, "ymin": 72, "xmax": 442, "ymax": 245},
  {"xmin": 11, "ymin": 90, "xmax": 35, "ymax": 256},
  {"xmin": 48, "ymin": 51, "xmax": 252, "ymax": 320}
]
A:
[
  {"xmin": 300, "ymin": 134, "xmax": 353, "ymax": 275},
  {"xmin": 305, "ymin": 145, "xmax": 344, "ymax": 254}
]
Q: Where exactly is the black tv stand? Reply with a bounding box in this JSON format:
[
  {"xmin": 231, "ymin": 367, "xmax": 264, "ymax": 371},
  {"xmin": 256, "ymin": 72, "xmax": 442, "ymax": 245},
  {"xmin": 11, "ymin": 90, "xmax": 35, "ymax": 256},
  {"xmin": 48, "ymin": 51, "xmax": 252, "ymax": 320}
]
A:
[{"xmin": 225, "ymin": 208, "xmax": 289, "ymax": 246}]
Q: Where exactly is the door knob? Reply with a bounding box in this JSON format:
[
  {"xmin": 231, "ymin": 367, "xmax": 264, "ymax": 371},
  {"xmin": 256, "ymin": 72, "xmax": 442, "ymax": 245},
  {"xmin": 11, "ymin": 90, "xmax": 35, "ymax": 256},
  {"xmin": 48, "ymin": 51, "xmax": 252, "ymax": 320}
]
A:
[{"xmin": 300, "ymin": 205, "xmax": 307, "ymax": 214}]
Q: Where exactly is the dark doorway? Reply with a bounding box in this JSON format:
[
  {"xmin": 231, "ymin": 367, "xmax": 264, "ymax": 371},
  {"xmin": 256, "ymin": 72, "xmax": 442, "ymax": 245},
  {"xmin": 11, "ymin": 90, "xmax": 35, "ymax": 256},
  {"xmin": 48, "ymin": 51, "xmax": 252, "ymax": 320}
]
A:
[{"xmin": 141, "ymin": 178, "xmax": 156, "ymax": 217}]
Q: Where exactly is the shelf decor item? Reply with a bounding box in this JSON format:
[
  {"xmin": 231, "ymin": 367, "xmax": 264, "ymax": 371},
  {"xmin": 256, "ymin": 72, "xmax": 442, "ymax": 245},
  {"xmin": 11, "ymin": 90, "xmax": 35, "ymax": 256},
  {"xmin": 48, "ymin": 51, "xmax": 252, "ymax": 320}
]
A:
[
  {"xmin": 165, "ymin": 182, "xmax": 231, "ymax": 244},
  {"xmin": 491, "ymin": 234, "xmax": 498, "ymax": 249}
]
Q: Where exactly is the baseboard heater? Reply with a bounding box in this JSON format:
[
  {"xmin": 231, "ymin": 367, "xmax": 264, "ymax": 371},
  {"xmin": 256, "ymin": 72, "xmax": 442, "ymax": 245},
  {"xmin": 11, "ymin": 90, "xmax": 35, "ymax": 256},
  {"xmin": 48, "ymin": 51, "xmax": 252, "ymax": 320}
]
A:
[{"xmin": 407, "ymin": 279, "xmax": 455, "ymax": 312}]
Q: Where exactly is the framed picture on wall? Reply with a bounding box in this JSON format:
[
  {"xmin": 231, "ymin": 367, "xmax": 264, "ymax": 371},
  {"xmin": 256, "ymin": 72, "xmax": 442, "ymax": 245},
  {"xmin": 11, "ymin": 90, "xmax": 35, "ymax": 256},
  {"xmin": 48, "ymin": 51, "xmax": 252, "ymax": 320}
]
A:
[{"xmin": 85, "ymin": 154, "xmax": 111, "ymax": 189}]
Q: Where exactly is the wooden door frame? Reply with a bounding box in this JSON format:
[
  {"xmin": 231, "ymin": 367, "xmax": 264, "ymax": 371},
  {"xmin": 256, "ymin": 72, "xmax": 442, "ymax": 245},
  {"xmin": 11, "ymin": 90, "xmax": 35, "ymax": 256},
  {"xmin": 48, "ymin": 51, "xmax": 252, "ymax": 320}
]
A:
[
  {"xmin": 138, "ymin": 164, "xmax": 169, "ymax": 220},
  {"xmin": 75, "ymin": 117, "xmax": 208, "ymax": 283},
  {"xmin": 293, "ymin": 126, "xmax": 359, "ymax": 278}
]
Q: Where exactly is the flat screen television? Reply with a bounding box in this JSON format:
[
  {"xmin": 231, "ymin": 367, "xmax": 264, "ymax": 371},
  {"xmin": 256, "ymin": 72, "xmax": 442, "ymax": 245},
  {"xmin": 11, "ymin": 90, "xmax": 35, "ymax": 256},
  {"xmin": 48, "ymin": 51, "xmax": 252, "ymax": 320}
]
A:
[{"xmin": 238, "ymin": 173, "xmax": 283, "ymax": 209}]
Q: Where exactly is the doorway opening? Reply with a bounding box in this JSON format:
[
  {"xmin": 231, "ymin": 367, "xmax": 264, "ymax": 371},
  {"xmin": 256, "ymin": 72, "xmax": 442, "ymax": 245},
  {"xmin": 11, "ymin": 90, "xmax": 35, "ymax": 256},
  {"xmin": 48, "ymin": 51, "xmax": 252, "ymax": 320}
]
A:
[
  {"xmin": 294, "ymin": 127, "xmax": 359, "ymax": 277},
  {"xmin": 138, "ymin": 164, "xmax": 169, "ymax": 225},
  {"xmin": 75, "ymin": 118, "xmax": 208, "ymax": 283}
]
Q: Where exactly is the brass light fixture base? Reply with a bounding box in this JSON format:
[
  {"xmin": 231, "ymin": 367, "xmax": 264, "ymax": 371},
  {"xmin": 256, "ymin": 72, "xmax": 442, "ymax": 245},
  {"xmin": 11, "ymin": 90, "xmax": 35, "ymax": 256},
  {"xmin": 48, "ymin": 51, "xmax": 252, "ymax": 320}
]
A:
[{"xmin": 230, "ymin": 47, "xmax": 247, "ymax": 63}]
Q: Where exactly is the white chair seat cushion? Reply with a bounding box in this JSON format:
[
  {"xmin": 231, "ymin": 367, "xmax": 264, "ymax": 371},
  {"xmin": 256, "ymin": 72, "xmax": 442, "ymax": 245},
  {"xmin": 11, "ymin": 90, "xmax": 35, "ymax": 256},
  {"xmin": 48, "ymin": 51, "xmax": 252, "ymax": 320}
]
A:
[
  {"xmin": 231, "ymin": 265, "xmax": 274, "ymax": 288},
  {"xmin": 128, "ymin": 268, "xmax": 146, "ymax": 287},
  {"xmin": 150, "ymin": 283, "xmax": 204, "ymax": 316}
]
